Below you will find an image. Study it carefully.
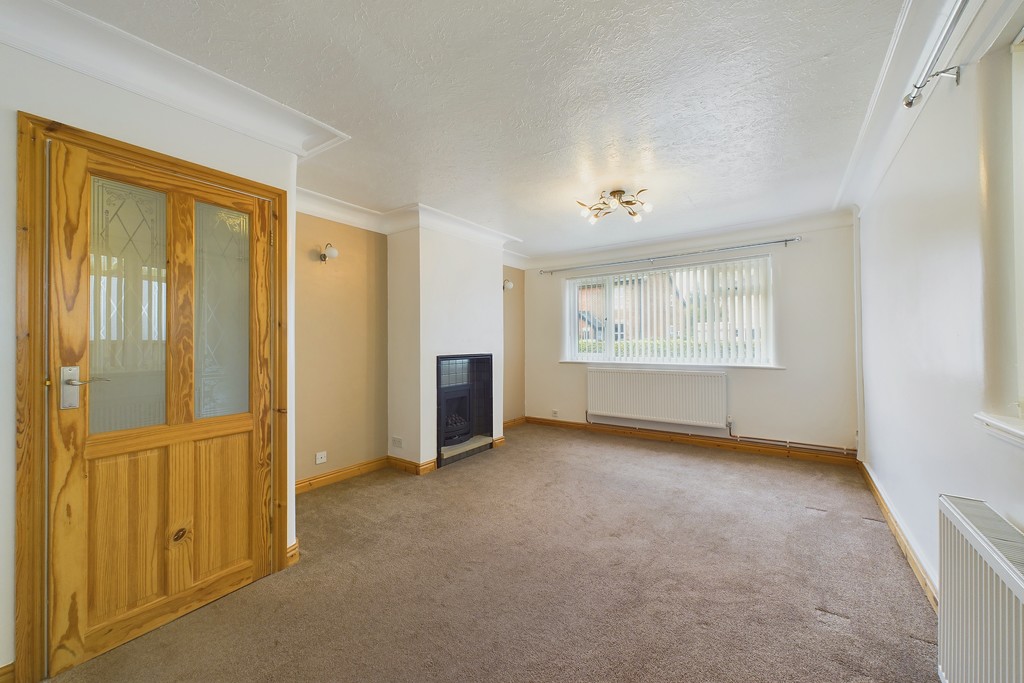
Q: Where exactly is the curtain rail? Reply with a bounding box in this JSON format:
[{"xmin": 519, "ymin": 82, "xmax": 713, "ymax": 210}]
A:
[
  {"xmin": 902, "ymin": 0, "xmax": 968, "ymax": 108},
  {"xmin": 538, "ymin": 237, "xmax": 802, "ymax": 275}
]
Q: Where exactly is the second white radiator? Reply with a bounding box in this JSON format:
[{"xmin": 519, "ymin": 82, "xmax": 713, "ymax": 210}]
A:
[{"xmin": 938, "ymin": 494, "xmax": 1024, "ymax": 683}]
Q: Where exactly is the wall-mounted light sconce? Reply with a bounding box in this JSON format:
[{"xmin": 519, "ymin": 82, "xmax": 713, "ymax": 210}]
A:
[
  {"xmin": 320, "ymin": 243, "xmax": 339, "ymax": 264},
  {"xmin": 503, "ymin": 279, "xmax": 515, "ymax": 291}
]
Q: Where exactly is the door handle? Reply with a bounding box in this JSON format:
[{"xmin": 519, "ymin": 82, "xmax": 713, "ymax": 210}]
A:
[
  {"xmin": 60, "ymin": 366, "xmax": 108, "ymax": 409},
  {"xmin": 65, "ymin": 377, "xmax": 110, "ymax": 386}
]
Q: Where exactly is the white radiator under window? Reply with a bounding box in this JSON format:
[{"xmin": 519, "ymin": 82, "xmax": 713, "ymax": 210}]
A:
[
  {"xmin": 938, "ymin": 494, "xmax": 1024, "ymax": 683},
  {"xmin": 586, "ymin": 368, "xmax": 728, "ymax": 429}
]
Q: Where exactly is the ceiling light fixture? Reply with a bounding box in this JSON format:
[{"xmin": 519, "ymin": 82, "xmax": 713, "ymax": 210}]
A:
[{"xmin": 577, "ymin": 189, "xmax": 652, "ymax": 224}]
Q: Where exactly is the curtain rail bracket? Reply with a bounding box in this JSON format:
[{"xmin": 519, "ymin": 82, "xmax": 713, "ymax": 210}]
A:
[{"xmin": 902, "ymin": 0, "xmax": 969, "ymax": 108}]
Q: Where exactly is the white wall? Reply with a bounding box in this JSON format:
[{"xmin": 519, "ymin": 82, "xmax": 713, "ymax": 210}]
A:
[
  {"xmin": 859, "ymin": 49, "xmax": 1024, "ymax": 587},
  {"xmin": 387, "ymin": 228, "xmax": 422, "ymax": 461},
  {"xmin": 0, "ymin": 43, "xmax": 299, "ymax": 667},
  {"xmin": 388, "ymin": 226, "xmax": 505, "ymax": 463},
  {"xmin": 525, "ymin": 213, "xmax": 860, "ymax": 449}
]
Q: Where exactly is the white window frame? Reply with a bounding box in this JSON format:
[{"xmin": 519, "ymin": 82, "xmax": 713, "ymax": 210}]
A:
[
  {"xmin": 975, "ymin": 39, "xmax": 1024, "ymax": 446},
  {"xmin": 563, "ymin": 255, "xmax": 776, "ymax": 367}
]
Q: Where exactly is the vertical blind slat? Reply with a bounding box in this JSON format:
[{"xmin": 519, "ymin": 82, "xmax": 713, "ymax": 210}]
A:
[{"xmin": 671, "ymin": 273, "xmax": 679, "ymax": 362}]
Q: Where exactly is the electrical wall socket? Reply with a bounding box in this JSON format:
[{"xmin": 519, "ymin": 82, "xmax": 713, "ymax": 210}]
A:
[
  {"xmin": 391, "ymin": 436, "xmax": 403, "ymax": 449},
  {"xmin": 551, "ymin": 409, "xmax": 559, "ymax": 417},
  {"xmin": 315, "ymin": 450, "xmax": 327, "ymax": 465}
]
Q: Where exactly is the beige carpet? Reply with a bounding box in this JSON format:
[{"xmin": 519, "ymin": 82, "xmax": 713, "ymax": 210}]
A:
[{"xmin": 54, "ymin": 424, "xmax": 938, "ymax": 682}]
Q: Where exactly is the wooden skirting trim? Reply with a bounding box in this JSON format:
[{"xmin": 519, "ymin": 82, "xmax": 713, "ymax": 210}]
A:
[
  {"xmin": 387, "ymin": 456, "xmax": 437, "ymax": 476},
  {"xmin": 296, "ymin": 455, "xmax": 438, "ymax": 491},
  {"xmin": 858, "ymin": 462, "xmax": 938, "ymax": 611},
  {"xmin": 503, "ymin": 417, "xmax": 526, "ymax": 429},
  {"xmin": 295, "ymin": 458, "xmax": 389, "ymax": 494},
  {"xmin": 286, "ymin": 541, "xmax": 300, "ymax": 568},
  {"xmin": 492, "ymin": 436, "xmax": 507, "ymax": 448},
  {"xmin": 523, "ymin": 417, "xmax": 858, "ymax": 467},
  {"xmin": 0, "ymin": 662, "xmax": 13, "ymax": 683}
]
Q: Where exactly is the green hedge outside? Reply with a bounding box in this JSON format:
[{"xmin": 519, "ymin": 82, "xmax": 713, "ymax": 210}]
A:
[{"xmin": 577, "ymin": 338, "xmax": 759, "ymax": 359}]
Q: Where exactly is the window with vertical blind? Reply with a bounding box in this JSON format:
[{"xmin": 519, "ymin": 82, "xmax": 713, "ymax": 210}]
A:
[{"xmin": 565, "ymin": 255, "xmax": 774, "ymax": 366}]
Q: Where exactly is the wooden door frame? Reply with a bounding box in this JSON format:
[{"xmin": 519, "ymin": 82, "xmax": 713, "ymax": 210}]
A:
[{"xmin": 14, "ymin": 113, "xmax": 291, "ymax": 683}]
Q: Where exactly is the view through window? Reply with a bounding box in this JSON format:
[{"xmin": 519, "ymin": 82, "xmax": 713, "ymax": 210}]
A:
[{"xmin": 565, "ymin": 255, "xmax": 774, "ymax": 366}]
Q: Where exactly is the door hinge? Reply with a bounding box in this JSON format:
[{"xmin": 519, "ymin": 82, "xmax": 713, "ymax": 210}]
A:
[{"xmin": 269, "ymin": 229, "xmax": 275, "ymax": 247}]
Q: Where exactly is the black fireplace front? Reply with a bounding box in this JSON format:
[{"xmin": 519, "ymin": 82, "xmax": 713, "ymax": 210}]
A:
[
  {"xmin": 440, "ymin": 384, "xmax": 472, "ymax": 446},
  {"xmin": 436, "ymin": 354, "xmax": 493, "ymax": 466}
]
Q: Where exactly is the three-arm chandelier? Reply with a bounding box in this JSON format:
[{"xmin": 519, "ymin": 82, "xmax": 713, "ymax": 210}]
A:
[{"xmin": 577, "ymin": 189, "xmax": 653, "ymax": 224}]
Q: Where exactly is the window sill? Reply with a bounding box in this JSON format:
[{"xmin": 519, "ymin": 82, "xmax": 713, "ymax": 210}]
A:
[
  {"xmin": 558, "ymin": 360, "xmax": 787, "ymax": 370},
  {"xmin": 974, "ymin": 411, "xmax": 1024, "ymax": 449}
]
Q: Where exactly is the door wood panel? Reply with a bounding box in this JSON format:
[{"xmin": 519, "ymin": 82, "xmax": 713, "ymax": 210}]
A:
[
  {"xmin": 167, "ymin": 192, "xmax": 196, "ymax": 426},
  {"xmin": 87, "ymin": 448, "xmax": 167, "ymax": 625},
  {"xmin": 47, "ymin": 140, "xmax": 93, "ymax": 673},
  {"xmin": 195, "ymin": 433, "xmax": 253, "ymax": 580},
  {"xmin": 166, "ymin": 441, "xmax": 196, "ymax": 597}
]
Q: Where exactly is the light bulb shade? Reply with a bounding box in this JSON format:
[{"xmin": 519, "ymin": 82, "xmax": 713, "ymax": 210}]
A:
[
  {"xmin": 588, "ymin": 215, "xmax": 598, "ymax": 225},
  {"xmin": 632, "ymin": 213, "xmax": 643, "ymax": 223},
  {"xmin": 320, "ymin": 243, "xmax": 339, "ymax": 262},
  {"xmin": 643, "ymin": 202, "xmax": 653, "ymax": 213}
]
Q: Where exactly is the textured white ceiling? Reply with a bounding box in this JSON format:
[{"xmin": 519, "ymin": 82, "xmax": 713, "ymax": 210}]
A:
[{"xmin": 60, "ymin": 0, "xmax": 902, "ymax": 258}]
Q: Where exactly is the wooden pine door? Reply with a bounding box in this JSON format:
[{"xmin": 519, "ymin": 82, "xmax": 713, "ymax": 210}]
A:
[{"xmin": 46, "ymin": 138, "xmax": 273, "ymax": 674}]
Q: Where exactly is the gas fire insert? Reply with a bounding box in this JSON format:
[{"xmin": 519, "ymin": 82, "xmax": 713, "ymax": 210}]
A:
[{"xmin": 436, "ymin": 354, "xmax": 493, "ymax": 466}]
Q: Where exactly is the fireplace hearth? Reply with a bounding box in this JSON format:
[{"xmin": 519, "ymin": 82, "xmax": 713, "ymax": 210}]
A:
[{"xmin": 436, "ymin": 354, "xmax": 493, "ymax": 466}]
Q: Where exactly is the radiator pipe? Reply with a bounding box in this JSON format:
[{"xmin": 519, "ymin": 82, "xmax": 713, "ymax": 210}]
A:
[
  {"xmin": 727, "ymin": 420, "xmax": 855, "ymax": 455},
  {"xmin": 583, "ymin": 413, "xmax": 855, "ymax": 456}
]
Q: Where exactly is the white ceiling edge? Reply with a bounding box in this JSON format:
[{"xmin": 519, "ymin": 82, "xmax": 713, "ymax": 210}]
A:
[
  {"xmin": 523, "ymin": 208, "xmax": 857, "ymax": 274},
  {"xmin": 297, "ymin": 187, "xmax": 387, "ymax": 231},
  {"xmin": 960, "ymin": 0, "xmax": 1024, "ymax": 61},
  {"xmin": 838, "ymin": 0, "xmax": 1024, "ymax": 209},
  {"xmin": 502, "ymin": 251, "xmax": 532, "ymax": 270},
  {"xmin": 296, "ymin": 187, "xmax": 522, "ymax": 250},
  {"xmin": 833, "ymin": 0, "xmax": 916, "ymax": 208},
  {"xmin": 414, "ymin": 204, "xmax": 523, "ymax": 250},
  {"xmin": 0, "ymin": 0, "xmax": 350, "ymax": 158}
]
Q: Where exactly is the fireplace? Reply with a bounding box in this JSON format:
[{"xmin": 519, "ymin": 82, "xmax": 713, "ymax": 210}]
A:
[{"xmin": 436, "ymin": 354, "xmax": 492, "ymax": 466}]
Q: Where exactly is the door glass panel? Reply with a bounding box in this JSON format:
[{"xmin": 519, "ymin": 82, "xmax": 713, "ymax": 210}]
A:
[
  {"xmin": 89, "ymin": 177, "xmax": 168, "ymax": 434},
  {"xmin": 195, "ymin": 202, "xmax": 250, "ymax": 418}
]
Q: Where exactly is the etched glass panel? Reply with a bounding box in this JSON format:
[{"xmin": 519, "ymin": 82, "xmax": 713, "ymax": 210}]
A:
[
  {"xmin": 89, "ymin": 177, "xmax": 168, "ymax": 433},
  {"xmin": 195, "ymin": 202, "xmax": 250, "ymax": 418}
]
